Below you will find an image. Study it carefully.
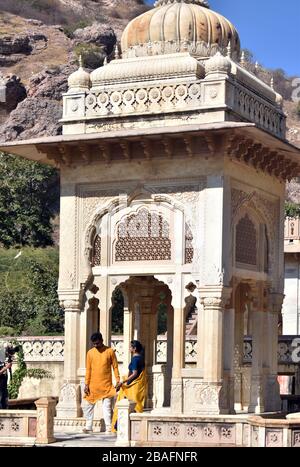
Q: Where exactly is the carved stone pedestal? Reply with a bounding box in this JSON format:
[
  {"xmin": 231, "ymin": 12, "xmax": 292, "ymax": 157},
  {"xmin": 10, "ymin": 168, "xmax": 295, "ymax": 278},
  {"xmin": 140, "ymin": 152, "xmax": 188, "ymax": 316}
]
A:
[
  {"xmin": 116, "ymin": 398, "xmax": 136, "ymax": 447},
  {"xmin": 56, "ymin": 383, "xmax": 82, "ymax": 418},
  {"xmin": 35, "ymin": 397, "xmax": 57, "ymax": 444}
]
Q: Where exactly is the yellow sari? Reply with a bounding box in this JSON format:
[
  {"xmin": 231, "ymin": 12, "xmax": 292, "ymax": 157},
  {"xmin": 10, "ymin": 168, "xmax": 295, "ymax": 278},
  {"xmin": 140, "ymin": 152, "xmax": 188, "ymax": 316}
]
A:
[{"xmin": 111, "ymin": 369, "xmax": 147, "ymax": 432}]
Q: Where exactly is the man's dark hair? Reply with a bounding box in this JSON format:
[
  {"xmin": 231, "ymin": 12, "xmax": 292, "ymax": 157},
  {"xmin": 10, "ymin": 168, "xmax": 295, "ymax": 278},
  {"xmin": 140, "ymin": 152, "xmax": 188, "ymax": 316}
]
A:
[{"xmin": 91, "ymin": 332, "xmax": 103, "ymax": 342}]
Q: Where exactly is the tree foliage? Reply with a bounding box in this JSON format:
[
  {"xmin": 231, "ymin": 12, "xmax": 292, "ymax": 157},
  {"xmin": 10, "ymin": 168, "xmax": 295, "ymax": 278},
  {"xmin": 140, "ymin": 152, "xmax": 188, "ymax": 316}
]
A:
[
  {"xmin": 7, "ymin": 342, "xmax": 52, "ymax": 399},
  {"xmin": 285, "ymin": 202, "xmax": 300, "ymax": 218},
  {"xmin": 0, "ymin": 247, "xmax": 64, "ymax": 335},
  {"xmin": 0, "ymin": 152, "xmax": 59, "ymax": 248}
]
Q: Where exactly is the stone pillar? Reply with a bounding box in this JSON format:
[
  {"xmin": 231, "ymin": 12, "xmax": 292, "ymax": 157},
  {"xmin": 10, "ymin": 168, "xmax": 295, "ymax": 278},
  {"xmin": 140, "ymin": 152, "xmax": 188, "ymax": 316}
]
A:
[
  {"xmin": 170, "ymin": 276, "xmax": 185, "ymax": 413},
  {"xmin": 56, "ymin": 298, "xmax": 82, "ymax": 418},
  {"xmin": 35, "ymin": 397, "xmax": 57, "ymax": 444},
  {"xmin": 115, "ymin": 398, "xmax": 136, "ymax": 447},
  {"xmin": 165, "ymin": 304, "xmax": 173, "ymax": 407},
  {"xmin": 223, "ymin": 305, "xmax": 235, "ymax": 414},
  {"xmin": 123, "ymin": 305, "xmax": 133, "ymax": 371},
  {"xmin": 233, "ymin": 287, "xmax": 244, "ymax": 411},
  {"xmin": 139, "ymin": 295, "xmax": 156, "ymax": 408},
  {"xmin": 196, "ymin": 286, "xmax": 232, "ymax": 415},
  {"xmin": 249, "ymin": 289, "xmax": 265, "ymax": 414},
  {"xmin": 265, "ymin": 293, "xmax": 284, "ymax": 412},
  {"xmin": 196, "ymin": 299, "xmax": 205, "ymax": 370},
  {"xmin": 97, "ymin": 276, "xmax": 110, "ymax": 346},
  {"xmin": 139, "ymin": 296, "xmax": 156, "ymax": 368}
]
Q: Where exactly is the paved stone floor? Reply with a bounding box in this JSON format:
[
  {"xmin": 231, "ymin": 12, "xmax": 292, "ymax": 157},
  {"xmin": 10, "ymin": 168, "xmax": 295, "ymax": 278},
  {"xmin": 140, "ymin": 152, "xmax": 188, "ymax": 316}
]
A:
[{"xmin": 47, "ymin": 431, "xmax": 117, "ymax": 447}]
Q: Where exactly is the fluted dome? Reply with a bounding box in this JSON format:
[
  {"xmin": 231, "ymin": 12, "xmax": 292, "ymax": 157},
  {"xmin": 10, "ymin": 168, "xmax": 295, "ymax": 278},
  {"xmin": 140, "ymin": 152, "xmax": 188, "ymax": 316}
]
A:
[{"xmin": 121, "ymin": 0, "xmax": 240, "ymax": 59}]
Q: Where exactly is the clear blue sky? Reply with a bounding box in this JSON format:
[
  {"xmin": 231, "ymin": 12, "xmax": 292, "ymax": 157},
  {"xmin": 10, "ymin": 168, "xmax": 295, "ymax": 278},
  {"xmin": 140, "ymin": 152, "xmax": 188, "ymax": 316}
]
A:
[{"xmin": 145, "ymin": 1, "xmax": 300, "ymax": 77}]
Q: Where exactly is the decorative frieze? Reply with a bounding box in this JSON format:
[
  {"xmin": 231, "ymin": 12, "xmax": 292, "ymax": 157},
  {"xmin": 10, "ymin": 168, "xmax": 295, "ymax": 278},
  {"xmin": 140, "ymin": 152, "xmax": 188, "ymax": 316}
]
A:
[
  {"xmin": 266, "ymin": 430, "xmax": 283, "ymax": 447},
  {"xmin": 85, "ymin": 82, "xmax": 202, "ymax": 119},
  {"xmin": 147, "ymin": 420, "xmax": 236, "ymax": 444}
]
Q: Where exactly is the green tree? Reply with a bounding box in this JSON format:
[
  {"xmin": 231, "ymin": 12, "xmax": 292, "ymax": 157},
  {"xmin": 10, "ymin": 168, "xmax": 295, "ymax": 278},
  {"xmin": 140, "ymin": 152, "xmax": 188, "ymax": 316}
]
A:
[
  {"xmin": 0, "ymin": 153, "xmax": 59, "ymax": 248},
  {"xmin": 0, "ymin": 247, "xmax": 63, "ymax": 335},
  {"xmin": 285, "ymin": 202, "xmax": 300, "ymax": 218}
]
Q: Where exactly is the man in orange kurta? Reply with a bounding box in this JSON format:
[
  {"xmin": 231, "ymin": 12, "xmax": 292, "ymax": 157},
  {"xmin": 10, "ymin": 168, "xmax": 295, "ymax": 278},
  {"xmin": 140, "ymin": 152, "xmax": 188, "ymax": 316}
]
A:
[{"xmin": 83, "ymin": 332, "xmax": 120, "ymax": 433}]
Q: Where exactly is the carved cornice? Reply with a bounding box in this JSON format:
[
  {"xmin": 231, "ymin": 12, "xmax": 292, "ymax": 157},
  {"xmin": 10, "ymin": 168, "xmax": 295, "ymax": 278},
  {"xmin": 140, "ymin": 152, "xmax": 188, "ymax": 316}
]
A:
[{"xmin": 37, "ymin": 131, "xmax": 299, "ymax": 181}]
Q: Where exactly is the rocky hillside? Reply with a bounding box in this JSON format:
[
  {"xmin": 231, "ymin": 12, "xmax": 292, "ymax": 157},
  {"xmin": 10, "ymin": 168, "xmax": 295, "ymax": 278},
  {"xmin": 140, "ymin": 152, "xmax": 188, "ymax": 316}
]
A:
[{"xmin": 0, "ymin": 1, "xmax": 149, "ymax": 139}]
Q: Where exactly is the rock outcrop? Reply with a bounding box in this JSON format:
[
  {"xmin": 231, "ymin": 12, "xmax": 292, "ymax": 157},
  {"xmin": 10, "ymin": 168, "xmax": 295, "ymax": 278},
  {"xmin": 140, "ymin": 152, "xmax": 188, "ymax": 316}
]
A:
[
  {"xmin": 0, "ymin": 74, "xmax": 27, "ymax": 124},
  {"xmin": 73, "ymin": 22, "xmax": 116, "ymax": 56},
  {"xmin": 0, "ymin": 65, "xmax": 75, "ymax": 141}
]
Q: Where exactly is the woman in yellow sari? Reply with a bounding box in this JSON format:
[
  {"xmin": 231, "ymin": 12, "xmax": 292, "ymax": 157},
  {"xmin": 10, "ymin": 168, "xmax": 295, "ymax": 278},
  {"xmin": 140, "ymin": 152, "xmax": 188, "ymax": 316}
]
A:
[{"xmin": 112, "ymin": 340, "xmax": 147, "ymax": 432}]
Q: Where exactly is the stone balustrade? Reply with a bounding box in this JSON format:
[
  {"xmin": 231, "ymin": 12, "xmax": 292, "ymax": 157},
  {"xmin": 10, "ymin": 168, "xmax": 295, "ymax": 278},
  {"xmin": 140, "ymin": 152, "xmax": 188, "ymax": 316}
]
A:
[
  {"xmin": 233, "ymin": 84, "xmax": 285, "ymax": 138},
  {"xmin": 77, "ymin": 78, "xmax": 285, "ymax": 139},
  {"xmin": 244, "ymin": 335, "xmax": 300, "ymax": 365},
  {"xmin": 1, "ymin": 335, "xmax": 299, "ymax": 366},
  {"xmin": 284, "ymin": 217, "xmax": 300, "ymax": 253},
  {"xmin": 1, "ymin": 336, "xmax": 64, "ymax": 362}
]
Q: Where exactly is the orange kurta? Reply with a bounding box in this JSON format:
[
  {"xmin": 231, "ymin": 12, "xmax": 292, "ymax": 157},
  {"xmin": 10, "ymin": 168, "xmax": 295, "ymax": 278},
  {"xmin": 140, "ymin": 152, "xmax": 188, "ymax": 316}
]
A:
[{"xmin": 84, "ymin": 346, "xmax": 120, "ymax": 404}]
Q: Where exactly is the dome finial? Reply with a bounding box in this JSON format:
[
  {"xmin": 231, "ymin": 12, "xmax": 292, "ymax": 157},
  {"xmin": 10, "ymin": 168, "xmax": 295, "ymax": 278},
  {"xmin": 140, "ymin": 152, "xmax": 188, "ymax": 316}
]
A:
[
  {"xmin": 154, "ymin": 0, "xmax": 210, "ymax": 8},
  {"xmin": 68, "ymin": 55, "xmax": 90, "ymax": 92},
  {"xmin": 115, "ymin": 43, "xmax": 120, "ymax": 60},
  {"xmin": 227, "ymin": 42, "xmax": 231, "ymax": 58},
  {"xmin": 240, "ymin": 50, "xmax": 246, "ymax": 67},
  {"xmin": 270, "ymin": 76, "xmax": 274, "ymax": 90}
]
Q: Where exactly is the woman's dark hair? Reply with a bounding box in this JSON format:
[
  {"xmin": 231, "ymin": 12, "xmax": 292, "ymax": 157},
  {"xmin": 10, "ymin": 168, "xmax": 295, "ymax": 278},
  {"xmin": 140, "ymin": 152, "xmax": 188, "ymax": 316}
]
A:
[{"xmin": 131, "ymin": 340, "xmax": 145, "ymax": 361}]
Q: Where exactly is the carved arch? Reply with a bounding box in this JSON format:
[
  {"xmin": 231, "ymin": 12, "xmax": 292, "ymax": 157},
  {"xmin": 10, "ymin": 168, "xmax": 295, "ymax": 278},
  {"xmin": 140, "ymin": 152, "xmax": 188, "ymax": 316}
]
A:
[{"xmin": 83, "ymin": 191, "xmax": 197, "ymax": 270}]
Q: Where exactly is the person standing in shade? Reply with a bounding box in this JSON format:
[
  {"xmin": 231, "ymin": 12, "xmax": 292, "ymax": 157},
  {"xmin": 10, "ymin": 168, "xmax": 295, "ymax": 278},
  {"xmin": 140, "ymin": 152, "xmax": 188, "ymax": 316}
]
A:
[
  {"xmin": 111, "ymin": 340, "xmax": 147, "ymax": 432},
  {"xmin": 0, "ymin": 361, "xmax": 12, "ymax": 409},
  {"xmin": 83, "ymin": 332, "xmax": 120, "ymax": 434}
]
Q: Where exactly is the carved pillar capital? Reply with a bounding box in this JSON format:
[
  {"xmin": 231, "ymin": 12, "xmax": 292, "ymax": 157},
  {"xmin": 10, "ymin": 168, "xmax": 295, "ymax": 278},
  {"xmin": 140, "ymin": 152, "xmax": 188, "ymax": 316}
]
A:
[
  {"xmin": 59, "ymin": 290, "xmax": 84, "ymax": 312},
  {"xmin": 60, "ymin": 299, "xmax": 81, "ymax": 311},
  {"xmin": 199, "ymin": 286, "xmax": 232, "ymax": 310}
]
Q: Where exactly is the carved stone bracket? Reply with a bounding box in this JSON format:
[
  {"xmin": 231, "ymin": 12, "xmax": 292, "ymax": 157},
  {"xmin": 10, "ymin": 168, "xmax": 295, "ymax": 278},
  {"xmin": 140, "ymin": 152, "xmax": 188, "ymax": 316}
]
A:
[
  {"xmin": 37, "ymin": 131, "xmax": 299, "ymax": 181},
  {"xmin": 227, "ymin": 136, "xmax": 297, "ymax": 181}
]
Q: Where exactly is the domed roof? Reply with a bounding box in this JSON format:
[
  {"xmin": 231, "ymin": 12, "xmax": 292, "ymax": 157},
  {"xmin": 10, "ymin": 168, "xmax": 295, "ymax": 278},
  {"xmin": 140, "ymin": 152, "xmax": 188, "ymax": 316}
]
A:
[
  {"xmin": 121, "ymin": 0, "xmax": 240, "ymax": 60},
  {"xmin": 68, "ymin": 56, "xmax": 91, "ymax": 92}
]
